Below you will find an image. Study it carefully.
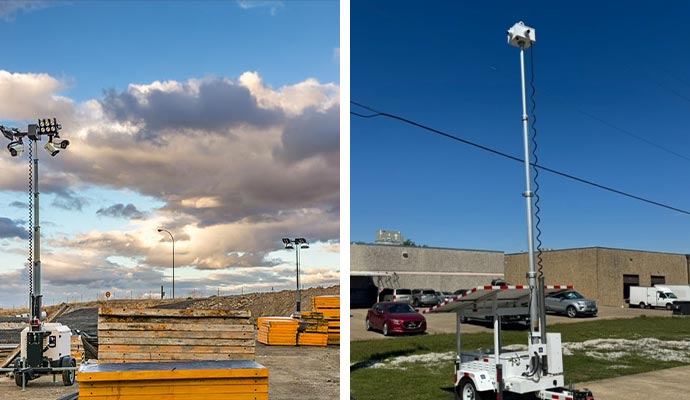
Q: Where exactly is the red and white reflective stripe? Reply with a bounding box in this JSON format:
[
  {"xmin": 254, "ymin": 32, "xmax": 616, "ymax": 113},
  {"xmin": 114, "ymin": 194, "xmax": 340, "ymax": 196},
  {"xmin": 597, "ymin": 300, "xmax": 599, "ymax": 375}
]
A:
[
  {"xmin": 550, "ymin": 395, "xmax": 573, "ymax": 400},
  {"xmin": 463, "ymin": 372, "xmax": 474, "ymax": 378},
  {"xmin": 424, "ymin": 284, "xmax": 576, "ymax": 313}
]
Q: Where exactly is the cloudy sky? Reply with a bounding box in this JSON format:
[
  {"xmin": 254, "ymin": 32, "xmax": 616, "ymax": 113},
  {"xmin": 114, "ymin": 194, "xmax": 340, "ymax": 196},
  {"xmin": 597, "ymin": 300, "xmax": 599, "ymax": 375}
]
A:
[{"xmin": 0, "ymin": 1, "xmax": 339, "ymax": 308}]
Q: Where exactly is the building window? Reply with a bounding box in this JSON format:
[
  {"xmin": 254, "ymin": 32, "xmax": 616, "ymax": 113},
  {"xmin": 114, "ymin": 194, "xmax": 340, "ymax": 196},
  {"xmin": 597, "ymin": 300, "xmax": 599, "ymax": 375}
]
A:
[
  {"xmin": 651, "ymin": 275, "xmax": 665, "ymax": 285},
  {"xmin": 623, "ymin": 274, "xmax": 640, "ymax": 302}
]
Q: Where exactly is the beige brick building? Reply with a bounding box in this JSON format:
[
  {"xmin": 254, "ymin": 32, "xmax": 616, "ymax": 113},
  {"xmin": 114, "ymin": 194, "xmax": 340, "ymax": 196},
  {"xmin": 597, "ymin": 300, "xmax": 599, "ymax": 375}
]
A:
[
  {"xmin": 350, "ymin": 243, "xmax": 504, "ymax": 307},
  {"xmin": 505, "ymin": 247, "xmax": 690, "ymax": 307}
]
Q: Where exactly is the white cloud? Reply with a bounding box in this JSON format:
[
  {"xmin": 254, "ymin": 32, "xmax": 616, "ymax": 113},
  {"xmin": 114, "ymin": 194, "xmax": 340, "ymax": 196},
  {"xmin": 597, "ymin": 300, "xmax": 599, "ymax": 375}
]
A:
[
  {"xmin": 0, "ymin": 69, "xmax": 339, "ymax": 307},
  {"xmin": 0, "ymin": 1, "xmax": 51, "ymax": 21},
  {"xmin": 236, "ymin": 1, "xmax": 284, "ymax": 15}
]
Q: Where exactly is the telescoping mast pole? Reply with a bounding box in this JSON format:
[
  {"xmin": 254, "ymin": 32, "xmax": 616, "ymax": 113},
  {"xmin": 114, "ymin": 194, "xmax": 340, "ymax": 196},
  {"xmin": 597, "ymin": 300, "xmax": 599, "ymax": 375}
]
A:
[{"xmin": 507, "ymin": 21, "xmax": 543, "ymax": 345}]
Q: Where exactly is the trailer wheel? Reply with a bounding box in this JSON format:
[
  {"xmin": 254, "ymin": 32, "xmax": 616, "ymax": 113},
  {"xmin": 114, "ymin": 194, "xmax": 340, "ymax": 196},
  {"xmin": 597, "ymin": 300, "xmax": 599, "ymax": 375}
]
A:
[
  {"xmin": 382, "ymin": 322, "xmax": 390, "ymax": 336},
  {"xmin": 14, "ymin": 359, "xmax": 26, "ymax": 387},
  {"xmin": 638, "ymin": 302, "xmax": 646, "ymax": 309},
  {"xmin": 61, "ymin": 357, "xmax": 76, "ymax": 386},
  {"xmin": 566, "ymin": 306, "xmax": 577, "ymax": 318},
  {"xmin": 456, "ymin": 377, "xmax": 490, "ymax": 400}
]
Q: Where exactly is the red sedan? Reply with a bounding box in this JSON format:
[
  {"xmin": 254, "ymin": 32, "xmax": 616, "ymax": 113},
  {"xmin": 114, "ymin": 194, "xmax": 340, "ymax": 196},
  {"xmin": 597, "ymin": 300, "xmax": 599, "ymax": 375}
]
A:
[{"xmin": 365, "ymin": 302, "xmax": 427, "ymax": 336}]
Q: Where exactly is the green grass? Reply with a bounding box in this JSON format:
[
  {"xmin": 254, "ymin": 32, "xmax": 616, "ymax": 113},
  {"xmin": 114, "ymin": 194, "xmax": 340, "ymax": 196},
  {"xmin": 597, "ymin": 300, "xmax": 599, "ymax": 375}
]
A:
[{"xmin": 350, "ymin": 316, "xmax": 690, "ymax": 400}]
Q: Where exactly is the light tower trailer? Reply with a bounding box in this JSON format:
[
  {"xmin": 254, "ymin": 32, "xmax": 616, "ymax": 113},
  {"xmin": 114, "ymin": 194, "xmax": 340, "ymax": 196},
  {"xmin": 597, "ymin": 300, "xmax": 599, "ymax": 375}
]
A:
[
  {"xmin": 13, "ymin": 322, "xmax": 76, "ymax": 387},
  {"xmin": 0, "ymin": 120, "xmax": 77, "ymax": 388},
  {"xmin": 424, "ymin": 285, "xmax": 594, "ymax": 400}
]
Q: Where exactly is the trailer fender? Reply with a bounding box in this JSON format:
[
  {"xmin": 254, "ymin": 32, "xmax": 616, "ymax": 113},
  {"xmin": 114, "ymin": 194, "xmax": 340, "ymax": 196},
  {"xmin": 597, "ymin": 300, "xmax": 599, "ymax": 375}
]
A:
[{"xmin": 456, "ymin": 369, "xmax": 495, "ymax": 392}]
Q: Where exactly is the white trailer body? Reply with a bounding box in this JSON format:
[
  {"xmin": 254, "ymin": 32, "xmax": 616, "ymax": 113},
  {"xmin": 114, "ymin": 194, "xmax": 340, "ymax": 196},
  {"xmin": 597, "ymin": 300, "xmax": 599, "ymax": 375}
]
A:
[
  {"xmin": 630, "ymin": 286, "xmax": 677, "ymax": 309},
  {"xmin": 656, "ymin": 285, "xmax": 690, "ymax": 301},
  {"xmin": 425, "ymin": 285, "xmax": 593, "ymax": 399},
  {"xmin": 19, "ymin": 323, "xmax": 71, "ymax": 361}
]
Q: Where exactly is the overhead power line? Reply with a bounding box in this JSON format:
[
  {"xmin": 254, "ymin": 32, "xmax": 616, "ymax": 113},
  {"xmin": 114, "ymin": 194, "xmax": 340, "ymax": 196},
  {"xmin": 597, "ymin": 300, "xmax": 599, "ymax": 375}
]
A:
[{"xmin": 351, "ymin": 100, "xmax": 690, "ymax": 217}]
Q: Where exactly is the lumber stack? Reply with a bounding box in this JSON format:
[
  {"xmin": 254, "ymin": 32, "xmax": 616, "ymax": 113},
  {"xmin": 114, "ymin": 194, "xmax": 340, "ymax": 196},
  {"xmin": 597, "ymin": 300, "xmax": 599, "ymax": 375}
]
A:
[
  {"xmin": 78, "ymin": 360, "xmax": 268, "ymax": 400},
  {"xmin": 97, "ymin": 307, "xmax": 255, "ymax": 363},
  {"xmin": 71, "ymin": 335, "xmax": 84, "ymax": 364},
  {"xmin": 297, "ymin": 311, "xmax": 329, "ymax": 347},
  {"xmin": 256, "ymin": 317, "xmax": 298, "ymax": 346},
  {"xmin": 311, "ymin": 295, "xmax": 340, "ymax": 346}
]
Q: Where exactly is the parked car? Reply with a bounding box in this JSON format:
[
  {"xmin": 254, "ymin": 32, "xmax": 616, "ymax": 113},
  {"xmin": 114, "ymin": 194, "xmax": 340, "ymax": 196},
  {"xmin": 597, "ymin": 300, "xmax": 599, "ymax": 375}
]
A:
[
  {"xmin": 436, "ymin": 291, "xmax": 455, "ymax": 303},
  {"xmin": 491, "ymin": 278, "xmax": 507, "ymax": 286},
  {"xmin": 545, "ymin": 290, "xmax": 598, "ymax": 317},
  {"xmin": 365, "ymin": 302, "xmax": 427, "ymax": 336},
  {"xmin": 454, "ymin": 289, "xmax": 469, "ymax": 296},
  {"xmin": 379, "ymin": 288, "xmax": 413, "ymax": 303},
  {"xmin": 412, "ymin": 289, "xmax": 439, "ymax": 306}
]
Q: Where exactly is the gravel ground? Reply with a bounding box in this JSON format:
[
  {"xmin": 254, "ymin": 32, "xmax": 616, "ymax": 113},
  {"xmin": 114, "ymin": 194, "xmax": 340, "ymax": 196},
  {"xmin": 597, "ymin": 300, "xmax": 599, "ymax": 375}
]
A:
[
  {"xmin": 0, "ymin": 343, "xmax": 339, "ymax": 400},
  {"xmin": 0, "ymin": 287, "xmax": 341, "ymax": 399}
]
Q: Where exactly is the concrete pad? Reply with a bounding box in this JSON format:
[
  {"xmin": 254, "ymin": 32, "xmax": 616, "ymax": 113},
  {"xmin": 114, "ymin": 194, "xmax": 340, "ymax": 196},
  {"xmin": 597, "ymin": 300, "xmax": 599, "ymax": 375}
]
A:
[{"xmin": 580, "ymin": 365, "xmax": 690, "ymax": 399}]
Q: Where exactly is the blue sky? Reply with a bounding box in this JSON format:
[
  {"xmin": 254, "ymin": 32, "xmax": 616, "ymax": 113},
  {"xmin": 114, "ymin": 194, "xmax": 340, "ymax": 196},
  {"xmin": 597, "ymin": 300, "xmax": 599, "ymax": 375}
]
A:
[
  {"xmin": 0, "ymin": 1, "xmax": 339, "ymax": 308},
  {"xmin": 351, "ymin": 1, "xmax": 690, "ymax": 255}
]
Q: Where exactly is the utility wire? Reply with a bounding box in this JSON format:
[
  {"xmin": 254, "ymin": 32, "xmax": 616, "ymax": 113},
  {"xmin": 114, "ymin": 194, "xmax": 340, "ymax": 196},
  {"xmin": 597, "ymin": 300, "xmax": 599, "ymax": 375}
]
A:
[
  {"xmin": 487, "ymin": 66, "xmax": 690, "ymax": 164},
  {"xmin": 351, "ymin": 100, "xmax": 690, "ymax": 217}
]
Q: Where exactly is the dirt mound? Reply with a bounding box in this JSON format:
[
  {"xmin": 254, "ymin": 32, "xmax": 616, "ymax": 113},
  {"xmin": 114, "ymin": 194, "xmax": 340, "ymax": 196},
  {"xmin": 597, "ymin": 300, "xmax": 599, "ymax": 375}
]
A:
[
  {"xmin": 156, "ymin": 286, "xmax": 340, "ymax": 324},
  {"xmin": 0, "ymin": 286, "xmax": 340, "ymax": 342}
]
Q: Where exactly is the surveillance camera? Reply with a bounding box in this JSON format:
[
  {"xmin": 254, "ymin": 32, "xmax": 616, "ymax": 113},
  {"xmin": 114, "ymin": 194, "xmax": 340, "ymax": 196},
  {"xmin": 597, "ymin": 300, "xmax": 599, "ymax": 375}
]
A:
[
  {"xmin": 54, "ymin": 138, "xmax": 70, "ymax": 149},
  {"xmin": 44, "ymin": 141, "xmax": 60, "ymax": 156},
  {"xmin": 7, "ymin": 141, "xmax": 24, "ymax": 157}
]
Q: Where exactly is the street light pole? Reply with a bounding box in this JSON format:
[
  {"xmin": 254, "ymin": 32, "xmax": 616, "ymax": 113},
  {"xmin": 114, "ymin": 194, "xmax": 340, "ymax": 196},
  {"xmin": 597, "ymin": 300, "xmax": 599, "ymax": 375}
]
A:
[
  {"xmin": 281, "ymin": 237, "xmax": 309, "ymax": 315},
  {"xmin": 157, "ymin": 228, "xmax": 175, "ymax": 299}
]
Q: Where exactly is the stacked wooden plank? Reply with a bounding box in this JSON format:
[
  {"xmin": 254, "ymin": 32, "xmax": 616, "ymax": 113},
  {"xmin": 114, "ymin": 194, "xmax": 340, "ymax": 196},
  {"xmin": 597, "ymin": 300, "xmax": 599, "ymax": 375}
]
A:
[
  {"xmin": 312, "ymin": 295, "xmax": 340, "ymax": 346},
  {"xmin": 297, "ymin": 311, "xmax": 328, "ymax": 347},
  {"xmin": 78, "ymin": 360, "xmax": 268, "ymax": 400},
  {"xmin": 256, "ymin": 317, "xmax": 298, "ymax": 346},
  {"xmin": 71, "ymin": 335, "xmax": 84, "ymax": 364},
  {"xmin": 98, "ymin": 308, "xmax": 255, "ymax": 363}
]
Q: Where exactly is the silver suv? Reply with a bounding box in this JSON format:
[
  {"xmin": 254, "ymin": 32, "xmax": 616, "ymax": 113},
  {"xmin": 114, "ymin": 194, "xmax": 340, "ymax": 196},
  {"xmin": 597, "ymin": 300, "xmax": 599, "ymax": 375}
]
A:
[
  {"xmin": 412, "ymin": 289, "xmax": 439, "ymax": 307},
  {"xmin": 379, "ymin": 288, "xmax": 413, "ymax": 304},
  {"xmin": 545, "ymin": 290, "xmax": 598, "ymax": 318}
]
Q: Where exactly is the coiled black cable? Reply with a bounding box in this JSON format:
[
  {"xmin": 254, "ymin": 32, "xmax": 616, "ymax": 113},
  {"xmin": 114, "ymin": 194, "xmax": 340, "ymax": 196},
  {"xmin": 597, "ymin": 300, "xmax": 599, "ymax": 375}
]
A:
[{"xmin": 529, "ymin": 46, "xmax": 544, "ymax": 279}]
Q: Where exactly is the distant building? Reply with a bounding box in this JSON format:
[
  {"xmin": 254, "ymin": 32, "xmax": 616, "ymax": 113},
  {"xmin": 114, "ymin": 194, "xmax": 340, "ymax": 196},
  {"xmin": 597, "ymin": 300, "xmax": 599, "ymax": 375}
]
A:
[
  {"xmin": 505, "ymin": 247, "xmax": 690, "ymax": 307},
  {"xmin": 375, "ymin": 229, "xmax": 403, "ymax": 245},
  {"xmin": 350, "ymin": 243, "xmax": 504, "ymax": 308}
]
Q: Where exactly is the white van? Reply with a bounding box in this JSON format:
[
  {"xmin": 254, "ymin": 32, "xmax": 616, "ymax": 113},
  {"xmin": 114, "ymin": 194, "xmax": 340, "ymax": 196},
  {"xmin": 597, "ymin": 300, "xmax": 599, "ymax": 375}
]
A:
[
  {"xmin": 656, "ymin": 285, "xmax": 690, "ymax": 301},
  {"xmin": 630, "ymin": 286, "xmax": 677, "ymax": 310}
]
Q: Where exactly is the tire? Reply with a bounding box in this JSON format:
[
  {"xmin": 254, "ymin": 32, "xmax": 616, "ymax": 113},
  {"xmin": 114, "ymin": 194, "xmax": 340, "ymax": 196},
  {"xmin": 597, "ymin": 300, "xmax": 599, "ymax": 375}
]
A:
[
  {"xmin": 639, "ymin": 302, "xmax": 646, "ymax": 309},
  {"xmin": 61, "ymin": 357, "xmax": 76, "ymax": 386},
  {"xmin": 365, "ymin": 318, "xmax": 372, "ymax": 331},
  {"xmin": 455, "ymin": 377, "xmax": 490, "ymax": 400},
  {"xmin": 666, "ymin": 303, "xmax": 673, "ymax": 311},
  {"xmin": 566, "ymin": 306, "xmax": 577, "ymax": 318},
  {"xmin": 14, "ymin": 359, "xmax": 25, "ymax": 387},
  {"xmin": 382, "ymin": 322, "xmax": 390, "ymax": 336}
]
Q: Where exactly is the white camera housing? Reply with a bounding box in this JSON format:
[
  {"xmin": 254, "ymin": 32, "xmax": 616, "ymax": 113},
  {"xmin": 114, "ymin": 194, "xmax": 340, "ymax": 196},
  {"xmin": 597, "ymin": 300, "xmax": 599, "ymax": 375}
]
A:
[
  {"xmin": 54, "ymin": 138, "xmax": 70, "ymax": 149},
  {"xmin": 507, "ymin": 21, "xmax": 536, "ymax": 49},
  {"xmin": 7, "ymin": 141, "xmax": 24, "ymax": 157}
]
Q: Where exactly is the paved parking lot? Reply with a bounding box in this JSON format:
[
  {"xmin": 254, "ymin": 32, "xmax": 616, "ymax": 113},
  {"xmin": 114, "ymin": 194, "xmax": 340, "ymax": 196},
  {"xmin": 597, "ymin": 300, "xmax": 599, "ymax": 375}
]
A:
[
  {"xmin": 350, "ymin": 305, "xmax": 673, "ymax": 341},
  {"xmin": 351, "ymin": 304, "xmax": 688, "ymax": 398}
]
